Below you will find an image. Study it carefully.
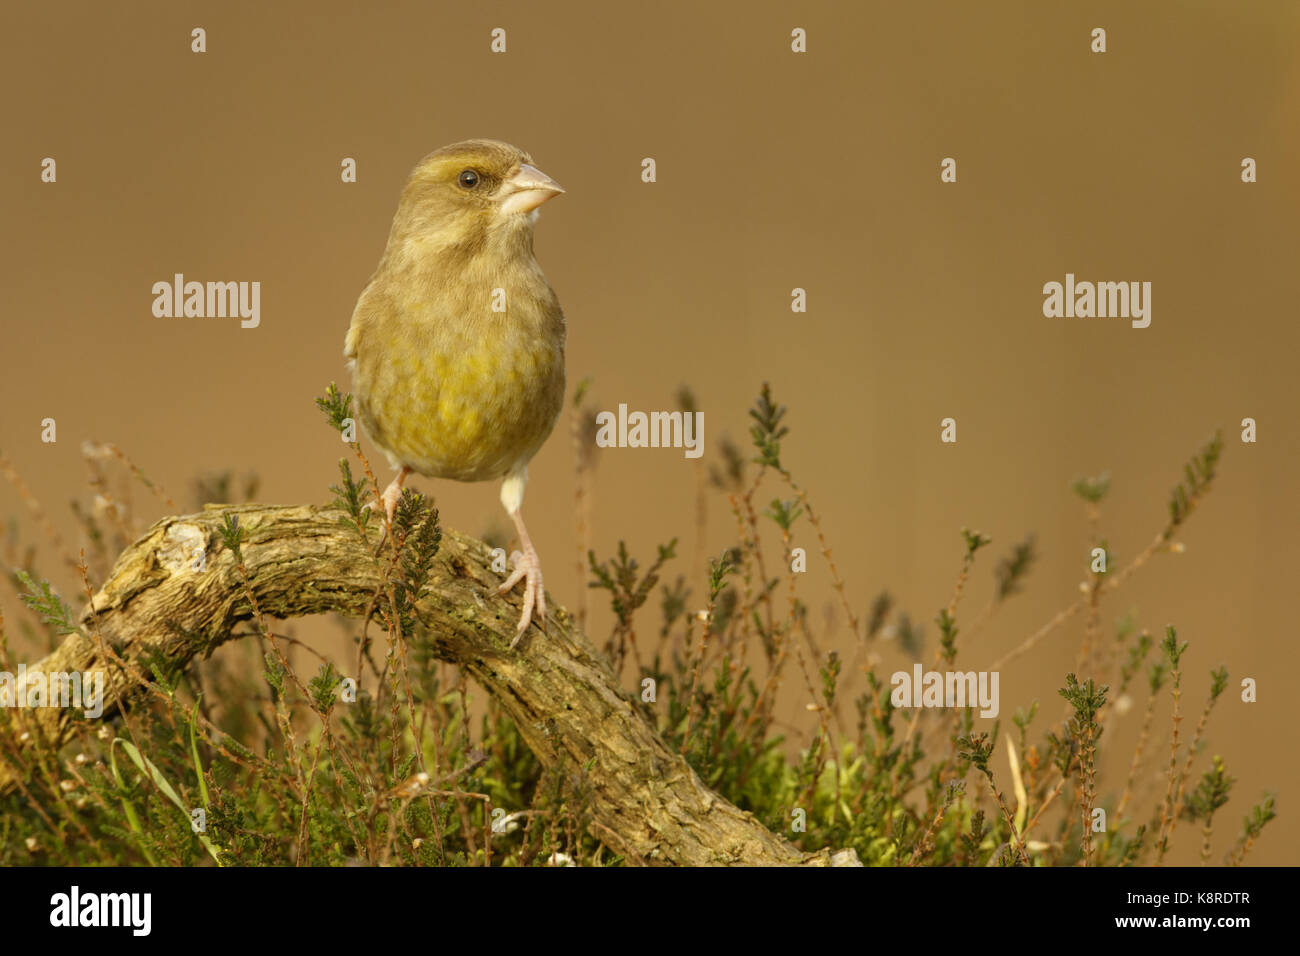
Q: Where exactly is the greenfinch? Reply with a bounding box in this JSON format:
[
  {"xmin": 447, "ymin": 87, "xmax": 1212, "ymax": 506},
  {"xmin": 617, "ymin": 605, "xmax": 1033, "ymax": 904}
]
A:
[{"xmin": 344, "ymin": 140, "xmax": 566, "ymax": 644}]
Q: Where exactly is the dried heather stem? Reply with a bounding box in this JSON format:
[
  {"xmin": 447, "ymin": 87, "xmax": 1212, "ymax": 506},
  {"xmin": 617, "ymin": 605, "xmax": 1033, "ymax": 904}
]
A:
[
  {"xmin": 1118, "ymin": 693, "xmax": 1159, "ymax": 819},
  {"xmin": 1156, "ymin": 654, "xmax": 1185, "ymax": 863}
]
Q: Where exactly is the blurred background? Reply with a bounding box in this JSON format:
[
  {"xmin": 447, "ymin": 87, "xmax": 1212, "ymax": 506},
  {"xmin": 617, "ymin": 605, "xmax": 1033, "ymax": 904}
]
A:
[{"xmin": 1, "ymin": 1, "xmax": 1296, "ymax": 864}]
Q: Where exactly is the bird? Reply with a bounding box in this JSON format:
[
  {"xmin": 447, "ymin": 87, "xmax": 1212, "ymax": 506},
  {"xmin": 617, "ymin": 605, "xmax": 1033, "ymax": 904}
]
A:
[{"xmin": 344, "ymin": 139, "xmax": 566, "ymax": 646}]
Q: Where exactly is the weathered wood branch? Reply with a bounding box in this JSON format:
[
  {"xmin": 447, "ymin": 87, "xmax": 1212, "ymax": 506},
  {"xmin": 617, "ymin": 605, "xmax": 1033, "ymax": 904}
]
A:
[{"xmin": 1, "ymin": 503, "xmax": 857, "ymax": 866}]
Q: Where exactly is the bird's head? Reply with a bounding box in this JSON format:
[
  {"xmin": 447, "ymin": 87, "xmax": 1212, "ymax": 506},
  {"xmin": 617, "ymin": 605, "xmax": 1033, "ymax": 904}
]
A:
[{"xmin": 390, "ymin": 139, "xmax": 564, "ymax": 254}]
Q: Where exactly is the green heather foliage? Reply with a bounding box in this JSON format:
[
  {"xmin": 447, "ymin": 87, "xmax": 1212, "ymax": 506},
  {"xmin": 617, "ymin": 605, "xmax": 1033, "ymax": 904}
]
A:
[{"xmin": 0, "ymin": 385, "xmax": 1275, "ymax": 867}]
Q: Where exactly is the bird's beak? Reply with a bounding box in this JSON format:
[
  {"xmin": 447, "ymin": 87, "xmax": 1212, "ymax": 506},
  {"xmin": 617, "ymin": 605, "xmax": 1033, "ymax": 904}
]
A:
[{"xmin": 499, "ymin": 164, "xmax": 564, "ymax": 216}]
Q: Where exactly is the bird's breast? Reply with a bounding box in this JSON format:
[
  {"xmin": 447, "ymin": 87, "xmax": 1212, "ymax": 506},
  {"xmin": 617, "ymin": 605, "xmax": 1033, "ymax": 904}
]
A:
[{"xmin": 348, "ymin": 270, "xmax": 565, "ymax": 483}]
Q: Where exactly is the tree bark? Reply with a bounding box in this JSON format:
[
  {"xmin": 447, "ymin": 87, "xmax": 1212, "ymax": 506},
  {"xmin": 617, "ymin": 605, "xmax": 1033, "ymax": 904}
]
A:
[{"xmin": 0, "ymin": 503, "xmax": 858, "ymax": 866}]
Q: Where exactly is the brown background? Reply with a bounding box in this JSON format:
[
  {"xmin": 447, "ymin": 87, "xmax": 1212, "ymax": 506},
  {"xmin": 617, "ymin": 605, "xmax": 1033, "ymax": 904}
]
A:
[{"xmin": 2, "ymin": 1, "xmax": 1297, "ymax": 865}]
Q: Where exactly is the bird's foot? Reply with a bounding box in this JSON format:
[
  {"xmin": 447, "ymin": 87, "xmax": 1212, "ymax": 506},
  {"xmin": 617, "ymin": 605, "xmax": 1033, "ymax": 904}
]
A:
[
  {"xmin": 377, "ymin": 477, "xmax": 405, "ymax": 526},
  {"xmin": 498, "ymin": 545, "xmax": 546, "ymax": 648},
  {"xmin": 362, "ymin": 468, "xmax": 411, "ymax": 552}
]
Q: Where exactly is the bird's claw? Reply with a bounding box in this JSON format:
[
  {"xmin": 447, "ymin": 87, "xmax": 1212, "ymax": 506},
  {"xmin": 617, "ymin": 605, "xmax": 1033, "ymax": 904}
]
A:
[
  {"xmin": 499, "ymin": 547, "xmax": 546, "ymax": 647},
  {"xmin": 376, "ymin": 481, "xmax": 404, "ymax": 526},
  {"xmin": 366, "ymin": 474, "xmax": 408, "ymax": 554}
]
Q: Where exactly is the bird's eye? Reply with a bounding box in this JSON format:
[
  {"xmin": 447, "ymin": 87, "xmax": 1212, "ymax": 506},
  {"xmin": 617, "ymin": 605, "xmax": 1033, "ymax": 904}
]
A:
[{"xmin": 458, "ymin": 169, "xmax": 480, "ymax": 189}]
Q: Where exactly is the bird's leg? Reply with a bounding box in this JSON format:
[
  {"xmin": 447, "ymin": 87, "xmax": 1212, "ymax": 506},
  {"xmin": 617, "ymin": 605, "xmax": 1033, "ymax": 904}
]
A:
[
  {"xmin": 379, "ymin": 466, "xmax": 412, "ymax": 526},
  {"xmin": 368, "ymin": 466, "xmax": 411, "ymax": 553},
  {"xmin": 497, "ymin": 471, "xmax": 545, "ymax": 646},
  {"xmin": 498, "ymin": 507, "xmax": 546, "ymax": 646}
]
